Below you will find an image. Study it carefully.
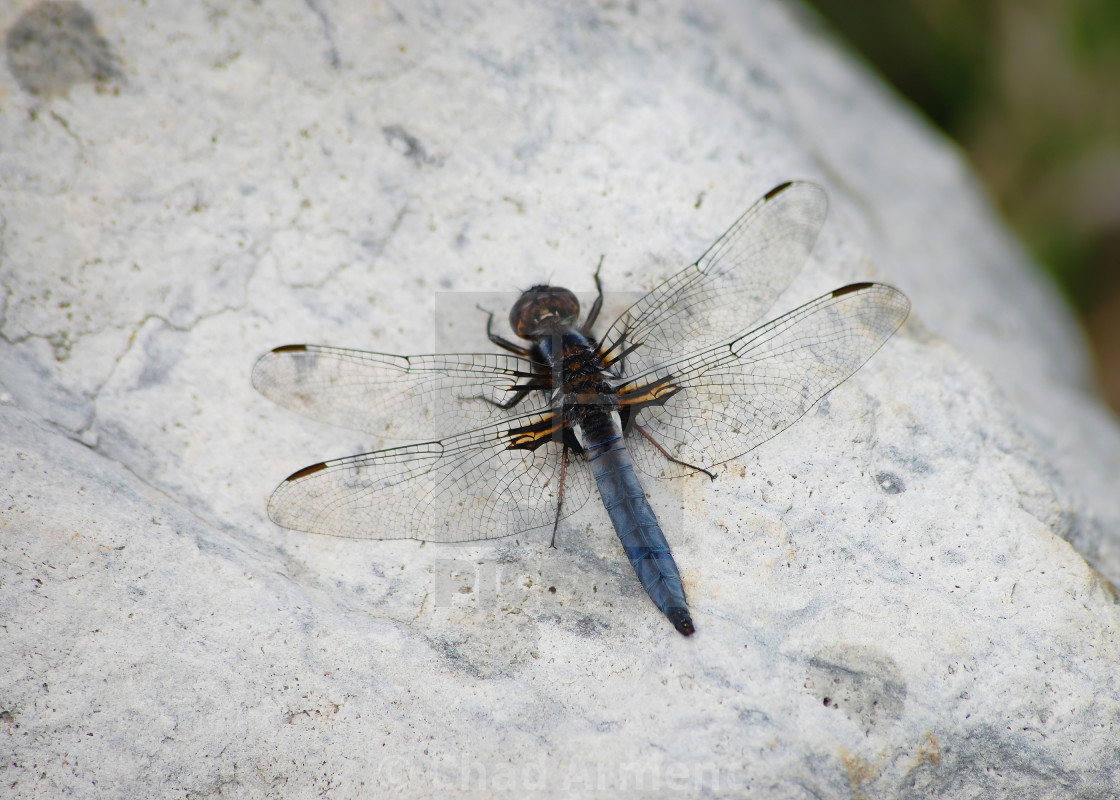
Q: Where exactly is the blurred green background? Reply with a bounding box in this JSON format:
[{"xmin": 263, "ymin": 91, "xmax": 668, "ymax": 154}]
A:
[{"xmin": 802, "ymin": 0, "xmax": 1120, "ymax": 414}]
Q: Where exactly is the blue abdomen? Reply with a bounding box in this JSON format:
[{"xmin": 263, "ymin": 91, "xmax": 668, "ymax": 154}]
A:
[{"xmin": 581, "ymin": 412, "xmax": 694, "ymax": 635}]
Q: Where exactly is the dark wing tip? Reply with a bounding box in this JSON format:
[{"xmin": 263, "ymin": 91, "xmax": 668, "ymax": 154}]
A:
[
  {"xmin": 285, "ymin": 462, "xmax": 328, "ymax": 481},
  {"xmin": 271, "ymin": 344, "xmax": 309, "ymax": 353},
  {"xmin": 831, "ymin": 281, "xmax": 875, "ymax": 298},
  {"xmin": 764, "ymin": 181, "xmax": 793, "ymax": 200}
]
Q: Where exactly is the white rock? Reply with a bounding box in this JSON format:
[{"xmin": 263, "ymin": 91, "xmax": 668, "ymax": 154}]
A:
[{"xmin": 1, "ymin": 0, "xmax": 1118, "ymax": 797}]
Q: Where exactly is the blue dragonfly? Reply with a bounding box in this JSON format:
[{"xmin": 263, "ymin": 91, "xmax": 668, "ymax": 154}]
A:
[{"xmin": 252, "ymin": 181, "xmax": 910, "ymax": 635}]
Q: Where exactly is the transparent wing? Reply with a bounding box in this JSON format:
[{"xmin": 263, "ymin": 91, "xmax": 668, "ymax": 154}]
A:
[
  {"xmin": 601, "ymin": 181, "xmax": 828, "ymax": 377},
  {"xmin": 251, "ymin": 345, "xmax": 546, "ymax": 441},
  {"xmin": 266, "ymin": 409, "xmax": 593, "ymax": 542},
  {"xmin": 621, "ymin": 283, "xmax": 910, "ymax": 478}
]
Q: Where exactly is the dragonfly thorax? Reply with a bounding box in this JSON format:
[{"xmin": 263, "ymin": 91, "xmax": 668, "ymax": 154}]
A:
[{"xmin": 547, "ymin": 334, "xmax": 619, "ymax": 425}]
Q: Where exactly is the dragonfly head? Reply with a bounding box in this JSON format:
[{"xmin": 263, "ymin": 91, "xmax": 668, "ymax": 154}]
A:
[{"xmin": 509, "ymin": 285, "xmax": 581, "ymax": 339}]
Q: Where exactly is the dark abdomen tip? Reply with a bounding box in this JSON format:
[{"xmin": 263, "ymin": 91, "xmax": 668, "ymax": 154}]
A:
[{"xmin": 668, "ymin": 608, "xmax": 695, "ymax": 636}]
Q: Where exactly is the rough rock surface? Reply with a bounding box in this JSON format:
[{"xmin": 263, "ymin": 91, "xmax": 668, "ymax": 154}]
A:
[{"xmin": 2, "ymin": 0, "xmax": 1118, "ymax": 797}]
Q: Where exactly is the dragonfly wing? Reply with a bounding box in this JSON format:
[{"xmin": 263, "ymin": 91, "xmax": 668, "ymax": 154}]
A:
[
  {"xmin": 601, "ymin": 181, "xmax": 828, "ymax": 376},
  {"xmin": 252, "ymin": 345, "xmax": 546, "ymax": 441},
  {"xmin": 266, "ymin": 409, "xmax": 593, "ymax": 542},
  {"xmin": 620, "ymin": 283, "xmax": 910, "ymax": 478}
]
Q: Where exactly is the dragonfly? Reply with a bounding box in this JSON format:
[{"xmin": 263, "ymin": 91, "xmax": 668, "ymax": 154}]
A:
[{"xmin": 252, "ymin": 181, "xmax": 910, "ymax": 636}]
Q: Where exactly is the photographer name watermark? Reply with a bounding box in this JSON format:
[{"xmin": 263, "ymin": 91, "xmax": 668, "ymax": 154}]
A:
[{"xmin": 377, "ymin": 751, "xmax": 754, "ymax": 794}]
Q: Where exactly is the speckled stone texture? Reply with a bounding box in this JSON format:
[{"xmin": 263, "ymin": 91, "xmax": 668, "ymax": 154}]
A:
[{"xmin": 2, "ymin": 1, "xmax": 1119, "ymax": 798}]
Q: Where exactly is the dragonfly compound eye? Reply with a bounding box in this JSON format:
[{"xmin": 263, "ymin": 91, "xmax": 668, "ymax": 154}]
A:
[{"xmin": 509, "ymin": 286, "xmax": 581, "ymax": 339}]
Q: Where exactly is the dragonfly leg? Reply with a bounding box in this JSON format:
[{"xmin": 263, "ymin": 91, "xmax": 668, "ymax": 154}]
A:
[
  {"xmin": 600, "ymin": 331, "xmax": 642, "ymax": 375},
  {"xmin": 634, "ymin": 424, "xmax": 717, "ymax": 480},
  {"xmin": 465, "ymin": 384, "xmax": 536, "ymax": 411},
  {"xmin": 546, "ymin": 431, "xmax": 585, "ymax": 548},
  {"xmin": 581, "ymin": 255, "xmax": 606, "ymax": 334},
  {"xmin": 549, "ymin": 444, "xmax": 572, "ymax": 549},
  {"xmin": 477, "ymin": 304, "xmax": 531, "ymax": 356}
]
